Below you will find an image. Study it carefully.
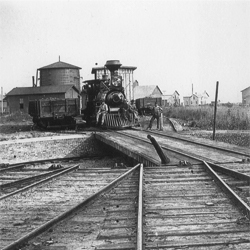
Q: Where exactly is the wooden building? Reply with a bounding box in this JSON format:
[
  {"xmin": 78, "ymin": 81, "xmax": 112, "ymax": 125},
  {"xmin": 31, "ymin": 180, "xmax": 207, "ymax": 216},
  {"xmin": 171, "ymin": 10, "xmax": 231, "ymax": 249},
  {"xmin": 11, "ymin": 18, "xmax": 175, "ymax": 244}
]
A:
[
  {"xmin": 183, "ymin": 94, "xmax": 199, "ymax": 106},
  {"xmin": 5, "ymin": 85, "xmax": 79, "ymax": 114},
  {"xmin": 183, "ymin": 91, "xmax": 209, "ymax": 106},
  {"xmin": 5, "ymin": 59, "xmax": 82, "ymax": 114},
  {"xmin": 133, "ymin": 85, "xmax": 163, "ymax": 100},
  {"xmin": 162, "ymin": 90, "xmax": 180, "ymax": 106},
  {"xmin": 241, "ymin": 86, "xmax": 250, "ymax": 105},
  {"xmin": 197, "ymin": 91, "xmax": 209, "ymax": 105}
]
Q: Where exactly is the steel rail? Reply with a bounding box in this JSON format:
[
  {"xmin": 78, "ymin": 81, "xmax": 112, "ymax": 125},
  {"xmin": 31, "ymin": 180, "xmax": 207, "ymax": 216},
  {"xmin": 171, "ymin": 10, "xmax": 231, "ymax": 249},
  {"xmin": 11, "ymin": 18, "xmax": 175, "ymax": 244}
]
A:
[
  {"xmin": 0, "ymin": 164, "xmax": 25, "ymax": 173},
  {"xmin": 2, "ymin": 163, "xmax": 141, "ymax": 250},
  {"xmin": 0, "ymin": 168, "xmax": 65, "ymax": 189},
  {"xmin": 137, "ymin": 164, "xmax": 144, "ymax": 250},
  {"xmin": 0, "ymin": 165, "xmax": 79, "ymax": 201},
  {"xmin": 114, "ymin": 131, "xmax": 250, "ymax": 182},
  {"xmin": 206, "ymin": 162, "xmax": 250, "ymax": 183},
  {"xmin": 131, "ymin": 127, "xmax": 250, "ymax": 158},
  {"xmin": 0, "ymin": 155, "xmax": 103, "ymax": 173},
  {"xmin": 203, "ymin": 161, "xmax": 250, "ymax": 219}
]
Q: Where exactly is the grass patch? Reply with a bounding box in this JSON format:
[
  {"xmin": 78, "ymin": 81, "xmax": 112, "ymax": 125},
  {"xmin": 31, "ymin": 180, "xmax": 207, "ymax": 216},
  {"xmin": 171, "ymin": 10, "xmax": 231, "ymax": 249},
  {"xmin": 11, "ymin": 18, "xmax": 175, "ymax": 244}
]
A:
[
  {"xmin": 0, "ymin": 111, "xmax": 32, "ymax": 124},
  {"xmin": 164, "ymin": 105, "xmax": 250, "ymax": 130}
]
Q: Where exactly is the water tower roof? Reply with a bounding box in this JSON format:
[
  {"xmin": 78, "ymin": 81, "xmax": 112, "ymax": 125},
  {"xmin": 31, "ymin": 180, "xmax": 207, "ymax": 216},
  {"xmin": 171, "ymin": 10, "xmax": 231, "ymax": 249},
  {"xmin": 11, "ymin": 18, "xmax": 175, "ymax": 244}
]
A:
[{"xmin": 38, "ymin": 61, "xmax": 81, "ymax": 70}]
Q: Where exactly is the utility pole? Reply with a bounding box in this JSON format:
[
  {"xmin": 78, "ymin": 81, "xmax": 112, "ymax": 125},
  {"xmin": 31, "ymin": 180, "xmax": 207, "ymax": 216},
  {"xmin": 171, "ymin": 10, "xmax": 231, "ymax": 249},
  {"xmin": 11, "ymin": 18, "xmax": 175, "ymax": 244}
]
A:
[
  {"xmin": 212, "ymin": 81, "xmax": 219, "ymax": 140},
  {"xmin": 1, "ymin": 87, "xmax": 3, "ymax": 114}
]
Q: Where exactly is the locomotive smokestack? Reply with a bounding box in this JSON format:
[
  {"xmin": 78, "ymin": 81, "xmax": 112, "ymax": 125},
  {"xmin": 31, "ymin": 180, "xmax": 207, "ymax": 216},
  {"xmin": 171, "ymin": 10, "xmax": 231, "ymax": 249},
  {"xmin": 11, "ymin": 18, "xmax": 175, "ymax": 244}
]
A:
[{"xmin": 105, "ymin": 60, "xmax": 122, "ymax": 73}]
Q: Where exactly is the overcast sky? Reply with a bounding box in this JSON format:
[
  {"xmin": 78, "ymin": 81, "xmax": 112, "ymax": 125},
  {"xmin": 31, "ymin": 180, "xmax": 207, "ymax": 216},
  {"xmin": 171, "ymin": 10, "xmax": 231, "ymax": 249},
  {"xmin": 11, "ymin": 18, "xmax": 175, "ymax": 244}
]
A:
[{"xmin": 1, "ymin": 0, "xmax": 249, "ymax": 103}]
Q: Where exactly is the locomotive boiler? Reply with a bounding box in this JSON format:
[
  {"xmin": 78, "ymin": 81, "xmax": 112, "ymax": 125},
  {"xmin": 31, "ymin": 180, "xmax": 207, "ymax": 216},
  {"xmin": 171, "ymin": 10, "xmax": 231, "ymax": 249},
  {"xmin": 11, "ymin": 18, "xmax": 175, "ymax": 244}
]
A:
[{"xmin": 81, "ymin": 60, "xmax": 137, "ymax": 129}]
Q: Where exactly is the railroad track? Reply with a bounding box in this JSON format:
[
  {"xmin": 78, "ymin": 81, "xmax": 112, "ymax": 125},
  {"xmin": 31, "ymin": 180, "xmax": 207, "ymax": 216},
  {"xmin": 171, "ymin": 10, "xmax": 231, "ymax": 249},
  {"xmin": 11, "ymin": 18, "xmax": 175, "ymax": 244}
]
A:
[
  {"xmin": 26, "ymin": 165, "xmax": 140, "ymax": 250},
  {"xmin": 0, "ymin": 156, "xmax": 106, "ymax": 197},
  {"xmin": 0, "ymin": 167, "xmax": 66, "ymax": 196},
  {"xmin": 2, "ymin": 130, "xmax": 250, "ymax": 249},
  {"xmin": 2, "ymin": 161, "xmax": 250, "ymax": 249},
  {"xmin": 110, "ymin": 130, "xmax": 250, "ymax": 207},
  {"xmin": 113, "ymin": 130, "xmax": 250, "ymax": 174},
  {"xmin": 0, "ymin": 164, "xmax": 128, "ymax": 249},
  {"xmin": 0, "ymin": 155, "xmax": 103, "ymax": 173},
  {"xmin": 143, "ymin": 162, "xmax": 250, "ymax": 249},
  {"xmin": 6, "ymin": 161, "xmax": 250, "ymax": 249},
  {"xmin": 130, "ymin": 128, "xmax": 250, "ymax": 160}
]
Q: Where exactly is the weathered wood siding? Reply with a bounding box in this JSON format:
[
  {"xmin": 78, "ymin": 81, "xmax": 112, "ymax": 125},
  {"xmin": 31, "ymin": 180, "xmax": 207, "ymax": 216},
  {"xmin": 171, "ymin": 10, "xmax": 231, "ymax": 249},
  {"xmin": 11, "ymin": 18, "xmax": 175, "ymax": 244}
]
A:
[
  {"xmin": 40, "ymin": 68, "xmax": 80, "ymax": 91},
  {"xmin": 242, "ymin": 87, "xmax": 250, "ymax": 105},
  {"xmin": 6, "ymin": 93, "xmax": 65, "ymax": 113}
]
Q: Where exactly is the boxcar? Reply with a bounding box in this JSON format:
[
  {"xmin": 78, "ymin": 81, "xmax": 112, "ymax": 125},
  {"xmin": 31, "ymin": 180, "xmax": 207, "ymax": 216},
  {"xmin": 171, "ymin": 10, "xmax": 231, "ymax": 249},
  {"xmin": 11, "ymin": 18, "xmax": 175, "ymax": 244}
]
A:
[
  {"xmin": 29, "ymin": 98, "xmax": 80, "ymax": 128},
  {"xmin": 135, "ymin": 97, "xmax": 162, "ymax": 115}
]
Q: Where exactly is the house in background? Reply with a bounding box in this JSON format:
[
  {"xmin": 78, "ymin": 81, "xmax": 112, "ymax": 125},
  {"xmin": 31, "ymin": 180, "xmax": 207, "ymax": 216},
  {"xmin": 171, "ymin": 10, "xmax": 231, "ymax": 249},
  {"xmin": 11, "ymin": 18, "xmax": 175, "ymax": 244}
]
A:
[
  {"xmin": 5, "ymin": 85, "xmax": 79, "ymax": 114},
  {"xmin": 183, "ymin": 91, "xmax": 209, "ymax": 106},
  {"xmin": 183, "ymin": 94, "xmax": 199, "ymax": 106},
  {"xmin": 196, "ymin": 91, "xmax": 209, "ymax": 105},
  {"xmin": 162, "ymin": 90, "xmax": 180, "ymax": 106},
  {"xmin": 133, "ymin": 85, "xmax": 163, "ymax": 100},
  {"xmin": 241, "ymin": 86, "xmax": 250, "ymax": 105}
]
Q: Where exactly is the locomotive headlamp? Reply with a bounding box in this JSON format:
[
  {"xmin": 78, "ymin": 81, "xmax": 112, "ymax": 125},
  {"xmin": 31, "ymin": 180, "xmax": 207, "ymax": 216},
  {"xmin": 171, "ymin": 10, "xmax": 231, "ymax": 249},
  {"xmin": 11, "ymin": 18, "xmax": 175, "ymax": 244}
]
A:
[{"xmin": 112, "ymin": 93, "xmax": 123, "ymax": 103}]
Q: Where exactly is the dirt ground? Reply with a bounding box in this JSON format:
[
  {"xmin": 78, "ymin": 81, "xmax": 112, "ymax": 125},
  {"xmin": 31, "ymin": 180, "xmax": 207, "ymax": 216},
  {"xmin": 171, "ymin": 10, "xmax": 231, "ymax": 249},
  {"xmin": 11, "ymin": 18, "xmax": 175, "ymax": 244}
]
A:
[{"xmin": 0, "ymin": 114, "xmax": 249, "ymax": 165}]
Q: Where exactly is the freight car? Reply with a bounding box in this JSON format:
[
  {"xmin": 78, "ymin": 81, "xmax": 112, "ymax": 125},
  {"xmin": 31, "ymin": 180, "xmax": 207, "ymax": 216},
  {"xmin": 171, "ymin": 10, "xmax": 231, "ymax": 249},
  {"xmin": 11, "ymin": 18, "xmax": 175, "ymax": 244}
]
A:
[
  {"xmin": 29, "ymin": 98, "xmax": 80, "ymax": 129},
  {"xmin": 81, "ymin": 60, "xmax": 137, "ymax": 129},
  {"xmin": 136, "ymin": 97, "xmax": 162, "ymax": 115}
]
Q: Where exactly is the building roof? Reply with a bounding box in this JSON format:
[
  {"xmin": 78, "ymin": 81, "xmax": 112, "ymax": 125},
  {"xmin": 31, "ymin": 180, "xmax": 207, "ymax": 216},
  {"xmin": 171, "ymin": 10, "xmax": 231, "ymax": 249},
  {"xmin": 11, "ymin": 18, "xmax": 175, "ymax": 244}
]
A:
[
  {"xmin": 134, "ymin": 85, "xmax": 163, "ymax": 99},
  {"xmin": 196, "ymin": 91, "xmax": 209, "ymax": 98},
  {"xmin": 162, "ymin": 90, "xmax": 180, "ymax": 96},
  {"xmin": 6, "ymin": 85, "xmax": 79, "ymax": 96},
  {"xmin": 241, "ymin": 86, "xmax": 250, "ymax": 92},
  {"xmin": 38, "ymin": 61, "xmax": 81, "ymax": 70},
  {"xmin": 183, "ymin": 94, "xmax": 198, "ymax": 98}
]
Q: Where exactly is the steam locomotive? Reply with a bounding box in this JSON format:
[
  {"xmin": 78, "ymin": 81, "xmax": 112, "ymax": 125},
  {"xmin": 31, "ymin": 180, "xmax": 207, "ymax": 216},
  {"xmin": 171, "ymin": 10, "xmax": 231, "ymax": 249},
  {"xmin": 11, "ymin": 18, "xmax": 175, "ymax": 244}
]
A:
[{"xmin": 81, "ymin": 60, "xmax": 137, "ymax": 129}]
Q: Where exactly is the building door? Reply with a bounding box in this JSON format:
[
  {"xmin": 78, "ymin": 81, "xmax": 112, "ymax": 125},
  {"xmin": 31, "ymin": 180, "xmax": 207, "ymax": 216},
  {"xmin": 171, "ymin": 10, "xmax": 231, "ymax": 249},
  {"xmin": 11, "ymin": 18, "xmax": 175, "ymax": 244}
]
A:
[{"xmin": 20, "ymin": 98, "xmax": 24, "ymax": 110}]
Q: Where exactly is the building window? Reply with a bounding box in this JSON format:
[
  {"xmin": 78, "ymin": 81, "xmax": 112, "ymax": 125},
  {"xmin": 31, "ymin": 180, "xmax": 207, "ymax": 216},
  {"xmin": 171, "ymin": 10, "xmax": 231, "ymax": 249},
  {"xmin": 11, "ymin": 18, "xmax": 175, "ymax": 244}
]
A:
[{"xmin": 20, "ymin": 98, "xmax": 24, "ymax": 109}]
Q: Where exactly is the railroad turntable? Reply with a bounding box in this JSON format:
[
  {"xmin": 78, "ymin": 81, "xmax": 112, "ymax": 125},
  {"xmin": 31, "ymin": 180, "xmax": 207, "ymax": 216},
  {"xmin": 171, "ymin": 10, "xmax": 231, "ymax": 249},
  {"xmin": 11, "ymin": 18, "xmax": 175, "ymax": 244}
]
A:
[{"xmin": 0, "ymin": 128, "xmax": 250, "ymax": 249}]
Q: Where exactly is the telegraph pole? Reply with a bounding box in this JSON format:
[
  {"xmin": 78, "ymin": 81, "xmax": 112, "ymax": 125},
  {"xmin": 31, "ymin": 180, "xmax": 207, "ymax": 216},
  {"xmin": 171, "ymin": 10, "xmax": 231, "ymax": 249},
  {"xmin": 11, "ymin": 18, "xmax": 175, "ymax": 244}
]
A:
[
  {"xmin": 212, "ymin": 81, "xmax": 219, "ymax": 140},
  {"xmin": 1, "ymin": 87, "xmax": 3, "ymax": 114}
]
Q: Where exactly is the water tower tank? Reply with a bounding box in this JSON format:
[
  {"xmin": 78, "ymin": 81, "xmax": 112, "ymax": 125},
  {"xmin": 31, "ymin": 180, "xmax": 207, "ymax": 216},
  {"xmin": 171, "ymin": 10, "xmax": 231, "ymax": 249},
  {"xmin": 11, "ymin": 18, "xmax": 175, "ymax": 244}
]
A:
[{"xmin": 38, "ymin": 60, "xmax": 82, "ymax": 91}]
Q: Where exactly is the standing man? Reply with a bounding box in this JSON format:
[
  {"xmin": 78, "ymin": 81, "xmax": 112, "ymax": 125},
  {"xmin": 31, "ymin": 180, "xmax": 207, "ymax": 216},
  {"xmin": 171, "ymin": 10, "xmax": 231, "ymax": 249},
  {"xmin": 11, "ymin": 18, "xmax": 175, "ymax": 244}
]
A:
[
  {"xmin": 130, "ymin": 100, "xmax": 139, "ymax": 121},
  {"xmin": 96, "ymin": 101, "xmax": 108, "ymax": 126},
  {"xmin": 147, "ymin": 103, "xmax": 163, "ymax": 130}
]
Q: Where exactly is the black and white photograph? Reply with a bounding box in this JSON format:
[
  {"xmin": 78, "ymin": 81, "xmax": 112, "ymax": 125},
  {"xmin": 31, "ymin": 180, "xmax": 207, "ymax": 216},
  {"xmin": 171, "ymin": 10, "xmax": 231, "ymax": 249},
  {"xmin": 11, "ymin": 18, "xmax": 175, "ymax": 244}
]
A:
[{"xmin": 0, "ymin": 0, "xmax": 250, "ymax": 249}]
